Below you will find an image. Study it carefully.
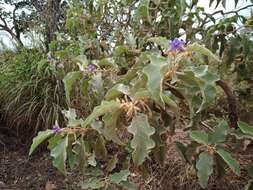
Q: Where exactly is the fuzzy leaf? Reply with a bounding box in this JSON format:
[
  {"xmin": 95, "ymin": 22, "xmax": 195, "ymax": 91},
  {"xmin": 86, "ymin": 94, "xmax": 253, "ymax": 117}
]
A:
[
  {"xmin": 82, "ymin": 100, "xmax": 121, "ymax": 127},
  {"xmin": 216, "ymin": 148, "xmax": 240, "ymax": 176},
  {"xmin": 190, "ymin": 130, "xmax": 209, "ymax": 144},
  {"xmin": 108, "ymin": 170, "xmax": 130, "ymax": 184},
  {"xmin": 143, "ymin": 54, "xmax": 168, "ymax": 107},
  {"xmin": 196, "ymin": 152, "xmax": 214, "ymax": 188},
  {"xmin": 29, "ymin": 130, "xmax": 54, "ymax": 156},
  {"xmin": 128, "ymin": 114, "xmax": 156, "ymax": 165},
  {"xmin": 238, "ymin": 121, "xmax": 253, "ymax": 136},
  {"xmin": 50, "ymin": 135, "xmax": 68, "ymax": 174}
]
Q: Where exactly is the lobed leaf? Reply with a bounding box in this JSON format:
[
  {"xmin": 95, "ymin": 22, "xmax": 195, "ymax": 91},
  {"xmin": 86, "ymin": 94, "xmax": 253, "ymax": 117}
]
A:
[{"xmin": 128, "ymin": 114, "xmax": 155, "ymax": 165}]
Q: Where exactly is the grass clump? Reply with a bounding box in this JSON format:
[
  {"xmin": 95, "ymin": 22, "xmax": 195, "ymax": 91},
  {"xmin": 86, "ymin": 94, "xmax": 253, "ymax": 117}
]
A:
[{"xmin": 0, "ymin": 48, "xmax": 67, "ymax": 135}]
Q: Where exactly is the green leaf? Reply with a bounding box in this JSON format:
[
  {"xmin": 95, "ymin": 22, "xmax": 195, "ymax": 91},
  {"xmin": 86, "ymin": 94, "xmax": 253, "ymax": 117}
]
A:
[
  {"xmin": 143, "ymin": 54, "xmax": 168, "ymax": 107},
  {"xmin": 216, "ymin": 148, "xmax": 240, "ymax": 176},
  {"xmin": 128, "ymin": 114, "xmax": 155, "ymax": 165},
  {"xmin": 238, "ymin": 121, "xmax": 253, "ymax": 136},
  {"xmin": 108, "ymin": 170, "xmax": 130, "ymax": 184},
  {"xmin": 190, "ymin": 130, "xmax": 209, "ymax": 144},
  {"xmin": 209, "ymin": 120, "xmax": 229, "ymax": 144},
  {"xmin": 29, "ymin": 130, "xmax": 54, "ymax": 156},
  {"xmin": 102, "ymin": 111, "xmax": 125, "ymax": 146},
  {"xmin": 82, "ymin": 100, "xmax": 121, "ymax": 127},
  {"xmin": 63, "ymin": 71, "xmax": 82, "ymax": 103},
  {"xmin": 50, "ymin": 135, "xmax": 68, "ymax": 174},
  {"xmin": 187, "ymin": 43, "xmax": 220, "ymax": 63},
  {"xmin": 196, "ymin": 152, "xmax": 214, "ymax": 188},
  {"xmin": 105, "ymin": 83, "xmax": 130, "ymax": 100}
]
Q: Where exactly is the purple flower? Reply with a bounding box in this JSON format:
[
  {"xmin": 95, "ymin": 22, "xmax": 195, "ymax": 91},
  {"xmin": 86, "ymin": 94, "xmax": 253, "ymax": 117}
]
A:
[
  {"xmin": 170, "ymin": 38, "xmax": 185, "ymax": 52},
  {"xmin": 52, "ymin": 121, "xmax": 61, "ymax": 134},
  {"xmin": 86, "ymin": 64, "xmax": 96, "ymax": 73}
]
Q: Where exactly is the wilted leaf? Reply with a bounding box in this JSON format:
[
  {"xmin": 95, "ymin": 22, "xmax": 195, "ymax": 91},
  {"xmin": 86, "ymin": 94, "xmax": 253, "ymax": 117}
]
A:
[
  {"xmin": 128, "ymin": 114, "xmax": 155, "ymax": 165},
  {"xmin": 196, "ymin": 152, "xmax": 214, "ymax": 188}
]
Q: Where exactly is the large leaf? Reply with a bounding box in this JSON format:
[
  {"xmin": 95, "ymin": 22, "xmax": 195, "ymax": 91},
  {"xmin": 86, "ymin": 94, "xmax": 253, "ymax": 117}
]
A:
[
  {"xmin": 105, "ymin": 83, "xmax": 130, "ymax": 100},
  {"xmin": 216, "ymin": 148, "xmax": 240, "ymax": 176},
  {"xmin": 50, "ymin": 135, "xmax": 69, "ymax": 174},
  {"xmin": 128, "ymin": 114, "xmax": 155, "ymax": 165},
  {"xmin": 63, "ymin": 71, "xmax": 82, "ymax": 103},
  {"xmin": 190, "ymin": 130, "xmax": 209, "ymax": 144},
  {"xmin": 29, "ymin": 130, "xmax": 54, "ymax": 156},
  {"xmin": 238, "ymin": 121, "xmax": 253, "ymax": 136},
  {"xmin": 102, "ymin": 111, "xmax": 125, "ymax": 146},
  {"xmin": 108, "ymin": 170, "xmax": 130, "ymax": 184},
  {"xmin": 187, "ymin": 43, "xmax": 220, "ymax": 63},
  {"xmin": 82, "ymin": 100, "xmax": 121, "ymax": 127},
  {"xmin": 209, "ymin": 120, "xmax": 229, "ymax": 144},
  {"xmin": 196, "ymin": 152, "xmax": 214, "ymax": 188},
  {"xmin": 143, "ymin": 54, "xmax": 168, "ymax": 107}
]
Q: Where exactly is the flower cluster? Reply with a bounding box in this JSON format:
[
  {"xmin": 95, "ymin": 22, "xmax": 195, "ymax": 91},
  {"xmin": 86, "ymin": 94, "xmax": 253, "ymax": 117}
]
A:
[
  {"xmin": 170, "ymin": 38, "xmax": 185, "ymax": 52},
  {"xmin": 87, "ymin": 64, "xmax": 96, "ymax": 73}
]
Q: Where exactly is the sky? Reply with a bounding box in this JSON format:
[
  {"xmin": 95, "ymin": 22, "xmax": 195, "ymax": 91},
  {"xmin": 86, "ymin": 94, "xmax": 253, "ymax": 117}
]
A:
[{"xmin": 0, "ymin": 0, "xmax": 252, "ymax": 49}]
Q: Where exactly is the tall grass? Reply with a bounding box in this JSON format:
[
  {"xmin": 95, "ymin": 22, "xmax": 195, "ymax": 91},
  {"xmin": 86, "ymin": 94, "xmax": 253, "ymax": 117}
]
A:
[{"xmin": 0, "ymin": 48, "xmax": 67, "ymax": 136}]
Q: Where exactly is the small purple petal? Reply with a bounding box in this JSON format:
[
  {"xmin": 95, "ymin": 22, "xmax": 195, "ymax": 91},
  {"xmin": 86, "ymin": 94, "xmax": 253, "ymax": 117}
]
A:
[
  {"xmin": 86, "ymin": 64, "xmax": 96, "ymax": 73},
  {"xmin": 170, "ymin": 38, "xmax": 185, "ymax": 52},
  {"xmin": 52, "ymin": 121, "xmax": 61, "ymax": 134}
]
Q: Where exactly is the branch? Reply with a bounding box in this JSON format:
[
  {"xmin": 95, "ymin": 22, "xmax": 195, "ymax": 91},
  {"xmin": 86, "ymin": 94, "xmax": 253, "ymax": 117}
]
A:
[{"xmin": 216, "ymin": 80, "xmax": 238, "ymax": 128}]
